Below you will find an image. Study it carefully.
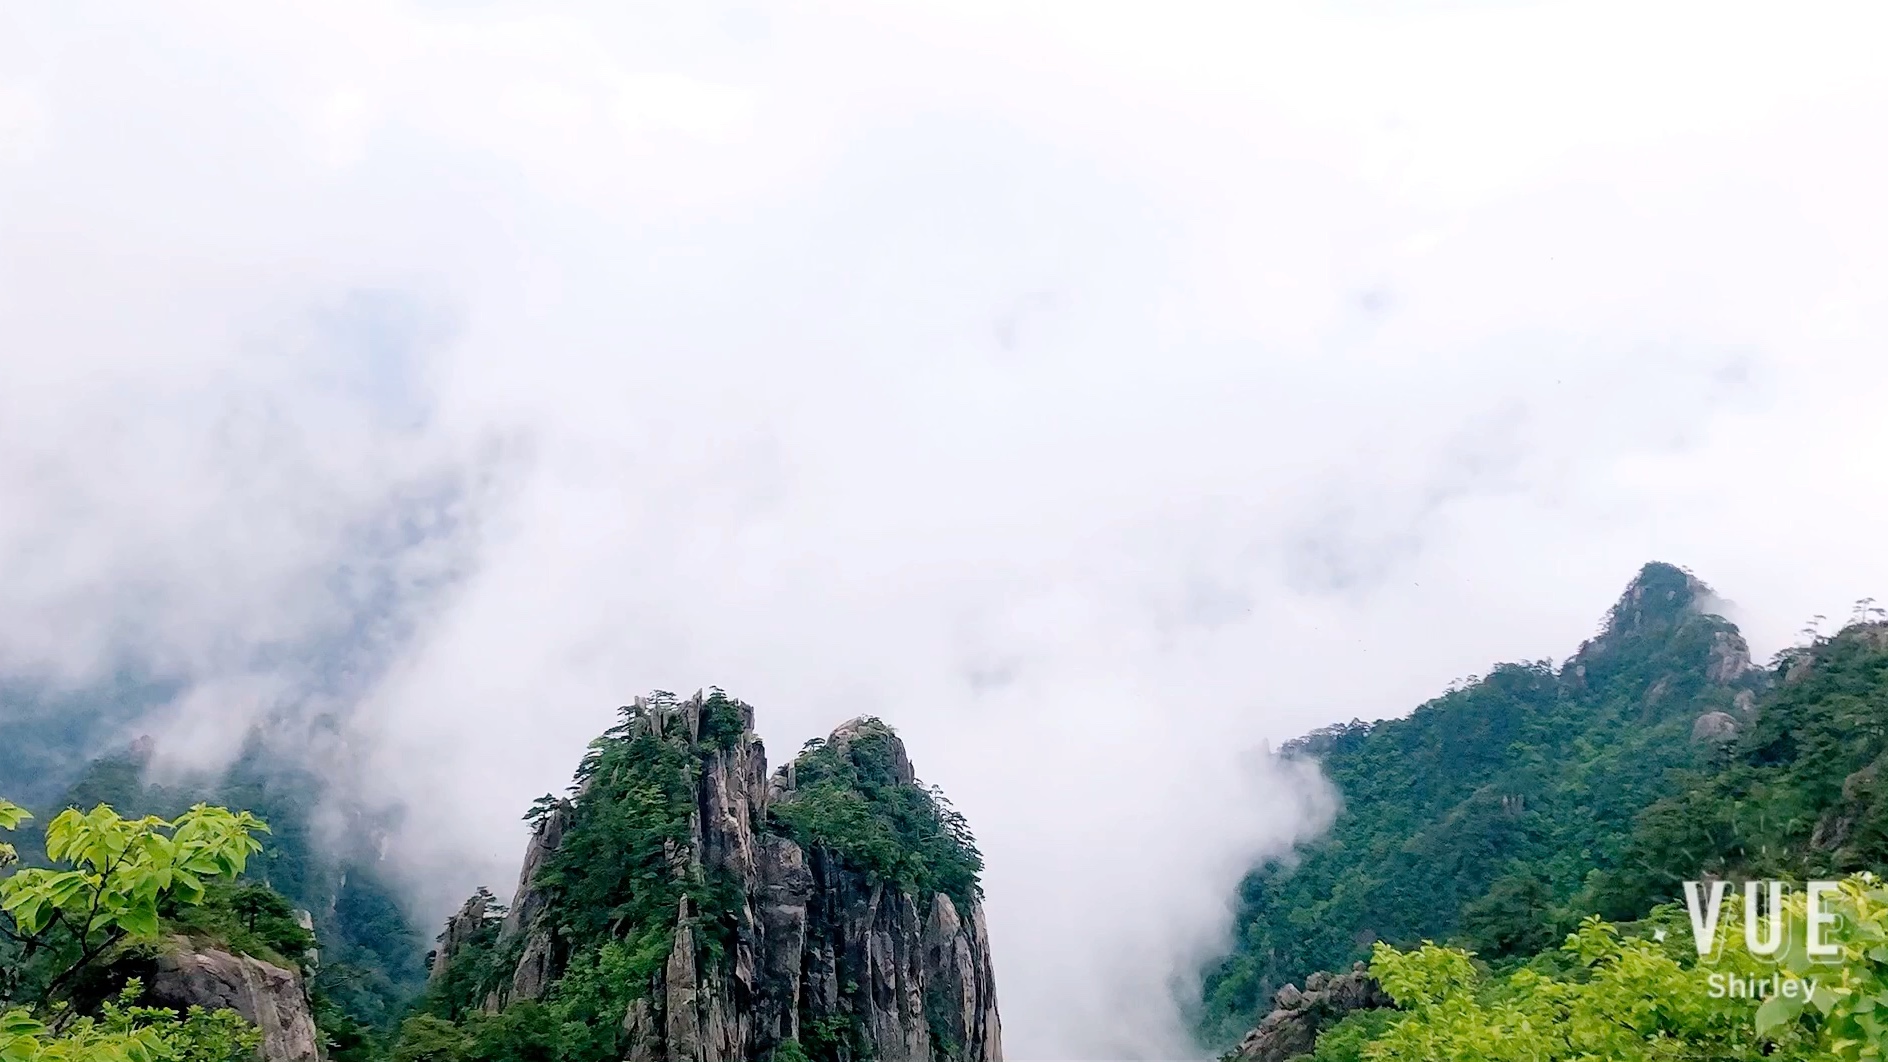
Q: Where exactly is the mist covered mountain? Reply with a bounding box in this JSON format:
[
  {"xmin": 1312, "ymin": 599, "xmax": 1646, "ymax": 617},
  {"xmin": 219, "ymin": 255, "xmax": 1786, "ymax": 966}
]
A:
[
  {"xmin": 1198, "ymin": 562, "xmax": 1761, "ymax": 1039},
  {"xmin": 1207, "ymin": 564, "xmax": 1888, "ymax": 1059},
  {"xmin": 12, "ymin": 559, "xmax": 1888, "ymax": 1061},
  {"xmin": 409, "ymin": 691, "xmax": 999, "ymax": 1062}
]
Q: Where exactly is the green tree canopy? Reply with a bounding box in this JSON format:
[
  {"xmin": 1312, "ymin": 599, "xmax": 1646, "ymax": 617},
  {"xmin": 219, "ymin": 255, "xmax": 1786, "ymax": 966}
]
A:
[{"xmin": 1, "ymin": 796, "xmax": 272, "ymax": 1061}]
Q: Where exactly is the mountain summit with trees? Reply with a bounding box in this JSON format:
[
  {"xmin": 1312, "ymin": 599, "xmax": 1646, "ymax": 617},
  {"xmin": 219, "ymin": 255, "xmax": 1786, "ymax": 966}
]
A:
[
  {"xmin": 20, "ymin": 561, "xmax": 1888, "ymax": 1060},
  {"xmin": 413, "ymin": 691, "xmax": 1001, "ymax": 1062},
  {"xmin": 1207, "ymin": 563, "xmax": 1888, "ymax": 1060}
]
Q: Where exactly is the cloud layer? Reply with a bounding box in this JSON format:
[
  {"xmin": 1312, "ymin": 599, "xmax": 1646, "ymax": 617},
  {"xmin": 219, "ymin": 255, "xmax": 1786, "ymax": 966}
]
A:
[{"xmin": 6, "ymin": 1, "xmax": 1888, "ymax": 1055}]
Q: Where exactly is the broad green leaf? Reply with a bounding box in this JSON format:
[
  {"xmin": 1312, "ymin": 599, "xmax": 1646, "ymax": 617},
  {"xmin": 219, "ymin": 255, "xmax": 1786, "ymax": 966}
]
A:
[
  {"xmin": 42, "ymin": 870, "xmax": 94, "ymax": 911},
  {"xmin": 1756, "ymin": 991, "xmax": 1806, "ymax": 1034},
  {"xmin": 116, "ymin": 901, "xmax": 160, "ymax": 940},
  {"xmin": 0, "ymin": 800, "xmax": 29, "ymax": 831}
]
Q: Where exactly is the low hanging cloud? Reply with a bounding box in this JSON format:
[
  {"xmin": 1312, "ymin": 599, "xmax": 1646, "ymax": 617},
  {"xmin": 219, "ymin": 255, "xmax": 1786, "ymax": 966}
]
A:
[{"xmin": 6, "ymin": 1, "xmax": 1888, "ymax": 1056}]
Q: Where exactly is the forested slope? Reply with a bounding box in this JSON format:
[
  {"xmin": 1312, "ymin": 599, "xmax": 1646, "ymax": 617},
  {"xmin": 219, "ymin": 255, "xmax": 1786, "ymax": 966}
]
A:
[
  {"xmin": 1211, "ymin": 566, "xmax": 1888, "ymax": 1060},
  {"xmin": 1200, "ymin": 562, "xmax": 1764, "ymax": 1041},
  {"xmin": 0, "ymin": 690, "xmax": 427, "ymax": 1053}
]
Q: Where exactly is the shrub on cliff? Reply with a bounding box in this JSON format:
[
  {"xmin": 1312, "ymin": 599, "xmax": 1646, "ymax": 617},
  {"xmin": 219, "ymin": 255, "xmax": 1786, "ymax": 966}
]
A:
[{"xmin": 771, "ymin": 719, "xmax": 983, "ymax": 915}]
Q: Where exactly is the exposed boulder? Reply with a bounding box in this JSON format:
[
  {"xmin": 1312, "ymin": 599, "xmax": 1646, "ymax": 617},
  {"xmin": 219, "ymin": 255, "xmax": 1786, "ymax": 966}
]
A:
[
  {"xmin": 1692, "ymin": 711, "xmax": 1740, "ymax": 744},
  {"xmin": 144, "ymin": 941, "xmax": 321, "ymax": 1062},
  {"xmin": 1706, "ymin": 630, "xmax": 1753, "ymax": 684},
  {"xmin": 1228, "ymin": 964, "xmax": 1394, "ymax": 1062}
]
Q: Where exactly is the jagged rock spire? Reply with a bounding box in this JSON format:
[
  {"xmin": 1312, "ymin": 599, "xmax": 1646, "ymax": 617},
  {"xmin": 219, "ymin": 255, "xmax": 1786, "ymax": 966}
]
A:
[{"xmin": 450, "ymin": 693, "xmax": 1002, "ymax": 1062}]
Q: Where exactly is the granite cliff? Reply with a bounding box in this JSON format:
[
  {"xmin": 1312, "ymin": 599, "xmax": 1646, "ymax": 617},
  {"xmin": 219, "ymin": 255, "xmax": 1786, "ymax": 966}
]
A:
[
  {"xmin": 427, "ymin": 691, "xmax": 1000, "ymax": 1062},
  {"xmin": 145, "ymin": 941, "xmax": 324, "ymax": 1062}
]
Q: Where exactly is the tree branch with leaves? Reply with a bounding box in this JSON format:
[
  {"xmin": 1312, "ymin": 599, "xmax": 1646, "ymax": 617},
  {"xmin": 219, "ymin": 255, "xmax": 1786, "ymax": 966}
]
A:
[{"xmin": 1, "ymin": 799, "xmax": 268, "ymax": 1034}]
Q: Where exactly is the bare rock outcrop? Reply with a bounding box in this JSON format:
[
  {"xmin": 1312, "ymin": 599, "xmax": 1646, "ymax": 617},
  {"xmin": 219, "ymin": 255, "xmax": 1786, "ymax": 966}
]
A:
[
  {"xmin": 1812, "ymin": 750, "xmax": 1888, "ymax": 853},
  {"xmin": 481, "ymin": 800, "xmax": 571, "ymax": 1008},
  {"xmin": 1706, "ymin": 630, "xmax": 1753, "ymax": 684},
  {"xmin": 144, "ymin": 941, "xmax": 322, "ymax": 1062},
  {"xmin": 427, "ymin": 887, "xmax": 496, "ymax": 988},
  {"xmin": 1692, "ymin": 711, "xmax": 1740, "ymax": 744},
  {"xmin": 445, "ymin": 692, "xmax": 1002, "ymax": 1062},
  {"xmin": 1228, "ymin": 964, "xmax": 1393, "ymax": 1062}
]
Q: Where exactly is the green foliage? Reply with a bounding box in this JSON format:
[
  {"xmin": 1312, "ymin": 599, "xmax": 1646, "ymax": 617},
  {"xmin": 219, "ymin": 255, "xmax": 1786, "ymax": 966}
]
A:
[
  {"xmin": 1766, "ymin": 874, "xmax": 1888, "ymax": 1059},
  {"xmin": 1, "ymin": 803, "xmax": 266, "ymax": 1015},
  {"xmin": 162, "ymin": 881, "xmax": 317, "ymax": 968},
  {"xmin": 522, "ymin": 796, "xmax": 561, "ymax": 829},
  {"xmin": 420, "ymin": 891, "xmax": 521, "ymax": 1029},
  {"xmin": 4, "ymin": 804, "xmax": 267, "ymax": 938},
  {"xmin": 1206, "ymin": 571, "xmax": 1888, "ymax": 1061},
  {"xmin": 315, "ymin": 871, "xmax": 428, "ymax": 1031},
  {"xmin": 5, "ymin": 727, "xmax": 429, "ymax": 1042},
  {"xmin": 771, "ymin": 1038, "xmax": 812, "ymax": 1062},
  {"xmin": 542, "ymin": 708, "xmax": 714, "ymax": 961},
  {"xmin": 0, "ymin": 796, "xmax": 277, "ymax": 1062},
  {"xmin": 391, "ymin": 1002, "xmax": 585, "ymax": 1062},
  {"xmin": 0, "ymin": 981, "xmax": 261, "ymax": 1062},
  {"xmin": 0, "ymin": 804, "xmax": 25, "ymax": 872},
  {"xmin": 1457, "ymin": 868, "xmax": 1560, "ymax": 960},
  {"xmin": 1302, "ymin": 1009, "xmax": 1395, "ymax": 1062},
  {"xmin": 312, "ymin": 992, "xmax": 381, "ymax": 1062},
  {"xmin": 1350, "ymin": 874, "xmax": 1888, "ymax": 1060},
  {"xmin": 390, "ymin": 1014, "xmax": 470, "ymax": 1062},
  {"xmin": 697, "ymin": 690, "xmax": 748, "ymax": 752},
  {"xmin": 462, "ymin": 1002, "xmax": 562, "ymax": 1062},
  {"xmin": 538, "ymin": 938, "xmax": 663, "ymax": 1062},
  {"xmin": 0, "ymin": 677, "xmax": 177, "ymax": 817},
  {"xmin": 1364, "ymin": 924, "xmax": 1790, "ymax": 1059},
  {"xmin": 800, "ymin": 1013, "xmax": 863, "ymax": 1062},
  {"xmin": 771, "ymin": 719, "xmax": 983, "ymax": 915},
  {"xmin": 417, "ymin": 693, "xmax": 762, "ymax": 1059},
  {"xmin": 1200, "ymin": 563, "xmax": 1761, "ymax": 1041},
  {"xmin": 1591, "ymin": 621, "xmax": 1888, "ymax": 918}
]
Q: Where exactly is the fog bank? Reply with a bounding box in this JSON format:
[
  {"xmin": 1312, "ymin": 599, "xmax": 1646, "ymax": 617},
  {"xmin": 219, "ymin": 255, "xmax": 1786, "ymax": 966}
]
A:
[{"xmin": 6, "ymin": 2, "xmax": 1888, "ymax": 1055}]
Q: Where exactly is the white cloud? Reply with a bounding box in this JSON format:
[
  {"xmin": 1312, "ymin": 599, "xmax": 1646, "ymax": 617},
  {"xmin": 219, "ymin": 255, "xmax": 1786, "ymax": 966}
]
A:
[{"xmin": 5, "ymin": 1, "xmax": 1888, "ymax": 1056}]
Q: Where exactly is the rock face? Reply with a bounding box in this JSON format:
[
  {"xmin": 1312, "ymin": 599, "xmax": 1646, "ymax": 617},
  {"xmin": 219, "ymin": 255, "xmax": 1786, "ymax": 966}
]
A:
[
  {"xmin": 1228, "ymin": 965, "xmax": 1393, "ymax": 1062},
  {"xmin": 1812, "ymin": 750, "xmax": 1888, "ymax": 853},
  {"xmin": 452, "ymin": 693, "xmax": 1002, "ymax": 1062},
  {"xmin": 145, "ymin": 941, "xmax": 322, "ymax": 1062},
  {"xmin": 1691, "ymin": 711, "xmax": 1741, "ymax": 744},
  {"xmin": 1706, "ymin": 630, "xmax": 1753, "ymax": 684},
  {"xmin": 497, "ymin": 800, "xmax": 570, "ymax": 1007},
  {"xmin": 429, "ymin": 888, "xmax": 496, "ymax": 988}
]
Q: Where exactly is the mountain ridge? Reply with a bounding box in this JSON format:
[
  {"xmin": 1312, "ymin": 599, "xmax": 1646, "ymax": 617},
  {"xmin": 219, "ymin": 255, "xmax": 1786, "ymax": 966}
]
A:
[
  {"xmin": 422, "ymin": 690, "xmax": 1001, "ymax": 1062},
  {"xmin": 1199, "ymin": 561, "xmax": 1764, "ymax": 1042}
]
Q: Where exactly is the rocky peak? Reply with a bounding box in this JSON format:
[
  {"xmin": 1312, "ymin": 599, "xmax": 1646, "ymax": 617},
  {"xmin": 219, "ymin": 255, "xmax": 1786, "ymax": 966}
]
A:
[
  {"xmin": 1582, "ymin": 563, "xmax": 1715, "ymax": 654},
  {"xmin": 1564, "ymin": 563, "xmax": 1764, "ymax": 715},
  {"xmin": 428, "ymin": 887, "xmax": 499, "ymax": 987},
  {"xmin": 818, "ymin": 717, "xmax": 918, "ymax": 785},
  {"xmin": 435, "ymin": 691, "xmax": 1001, "ymax": 1062},
  {"xmin": 1227, "ymin": 964, "xmax": 1394, "ymax": 1062}
]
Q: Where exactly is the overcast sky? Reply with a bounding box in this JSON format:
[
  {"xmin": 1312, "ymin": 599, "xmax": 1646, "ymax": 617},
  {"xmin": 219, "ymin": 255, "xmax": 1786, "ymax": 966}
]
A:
[{"xmin": 6, "ymin": 1, "xmax": 1888, "ymax": 1056}]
